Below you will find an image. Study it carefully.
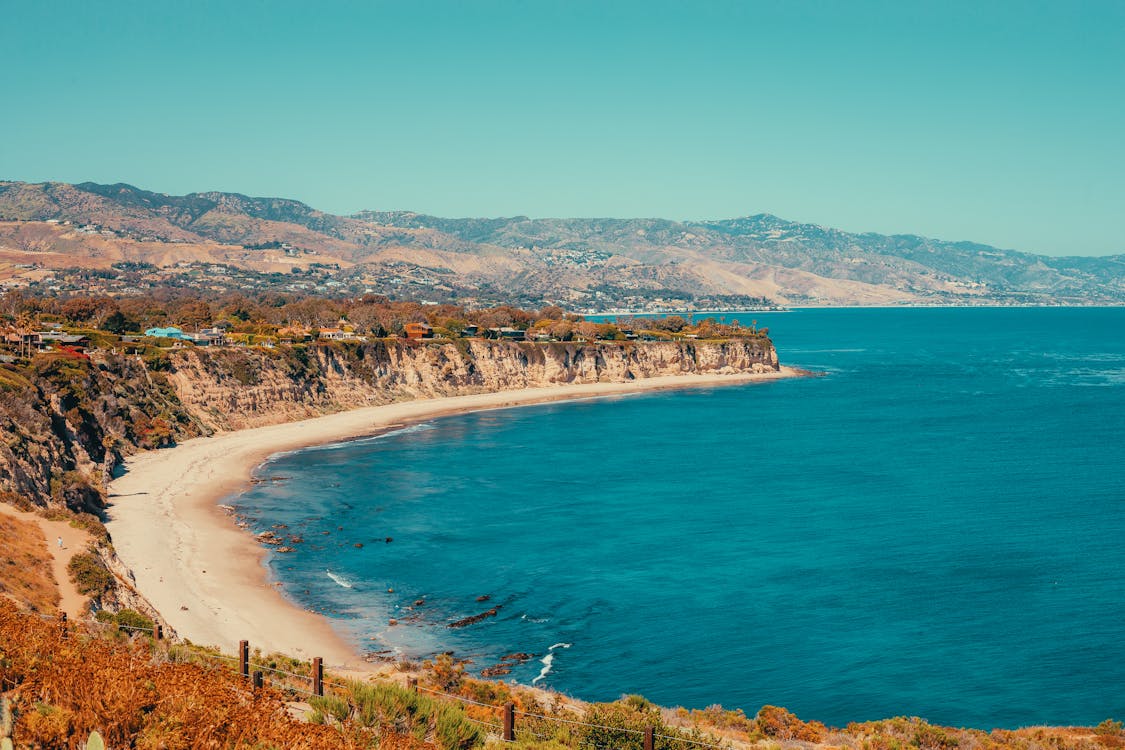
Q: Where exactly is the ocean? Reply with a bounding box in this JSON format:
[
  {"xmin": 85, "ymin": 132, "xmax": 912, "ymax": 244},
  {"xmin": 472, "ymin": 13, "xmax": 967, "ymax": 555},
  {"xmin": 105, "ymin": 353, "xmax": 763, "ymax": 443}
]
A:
[{"xmin": 232, "ymin": 307, "xmax": 1125, "ymax": 729}]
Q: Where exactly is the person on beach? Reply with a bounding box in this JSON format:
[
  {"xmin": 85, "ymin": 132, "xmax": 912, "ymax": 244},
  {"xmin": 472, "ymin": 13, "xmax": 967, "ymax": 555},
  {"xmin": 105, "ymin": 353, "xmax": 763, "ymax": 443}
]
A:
[{"xmin": 57, "ymin": 536, "xmax": 63, "ymax": 548}]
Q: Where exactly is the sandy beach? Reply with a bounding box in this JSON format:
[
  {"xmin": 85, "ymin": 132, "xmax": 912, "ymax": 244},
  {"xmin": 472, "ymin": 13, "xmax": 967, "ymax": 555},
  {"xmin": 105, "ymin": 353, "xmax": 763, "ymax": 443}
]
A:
[{"xmin": 106, "ymin": 368, "xmax": 800, "ymax": 667}]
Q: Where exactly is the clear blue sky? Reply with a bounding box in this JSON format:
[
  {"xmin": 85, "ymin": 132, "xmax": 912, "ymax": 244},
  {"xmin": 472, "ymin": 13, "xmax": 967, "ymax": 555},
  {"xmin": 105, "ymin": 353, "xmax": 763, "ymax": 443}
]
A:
[{"xmin": 2, "ymin": 1, "xmax": 1122, "ymax": 256}]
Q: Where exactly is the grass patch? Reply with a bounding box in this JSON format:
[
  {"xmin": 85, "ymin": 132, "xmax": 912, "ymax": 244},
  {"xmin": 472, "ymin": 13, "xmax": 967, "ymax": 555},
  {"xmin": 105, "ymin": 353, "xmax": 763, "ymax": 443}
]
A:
[{"xmin": 0, "ymin": 513, "xmax": 60, "ymax": 612}]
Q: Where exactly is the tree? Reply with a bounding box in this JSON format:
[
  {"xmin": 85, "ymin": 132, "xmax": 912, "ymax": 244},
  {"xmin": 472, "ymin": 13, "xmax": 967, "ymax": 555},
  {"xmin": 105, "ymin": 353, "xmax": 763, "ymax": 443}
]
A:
[
  {"xmin": 61, "ymin": 296, "xmax": 118, "ymax": 327},
  {"xmin": 102, "ymin": 311, "xmax": 136, "ymax": 334},
  {"xmin": 651, "ymin": 315, "xmax": 687, "ymax": 333}
]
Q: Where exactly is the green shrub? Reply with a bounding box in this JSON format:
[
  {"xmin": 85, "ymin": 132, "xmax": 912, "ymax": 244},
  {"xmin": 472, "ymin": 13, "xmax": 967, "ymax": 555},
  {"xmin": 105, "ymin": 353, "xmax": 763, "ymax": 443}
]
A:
[
  {"xmin": 94, "ymin": 608, "xmax": 154, "ymax": 632},
  {"xmin": 309, "ymin": 694, "xmax": 350, "ymax": 724},
  {"xmin": 67, "ymin": 552, "xmax": 113, "ymax": 598},
  {"xmin": 434, "ymin": 703, "xmax": 483, "ymax": 750},
  {"xmin": 346, "ymin": 682, "xmax": 483, "ymax": 749}
]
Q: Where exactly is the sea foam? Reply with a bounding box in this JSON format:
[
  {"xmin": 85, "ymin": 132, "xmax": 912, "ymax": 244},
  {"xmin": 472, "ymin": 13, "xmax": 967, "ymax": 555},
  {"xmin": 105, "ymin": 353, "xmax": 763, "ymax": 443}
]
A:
[
  {"xmin": 326, "ymin": 569, "xmax": 353, "ymax": 588},
  {"xmin": 532, "ymin": 642, "xmax": 572, "ymax": 685}
]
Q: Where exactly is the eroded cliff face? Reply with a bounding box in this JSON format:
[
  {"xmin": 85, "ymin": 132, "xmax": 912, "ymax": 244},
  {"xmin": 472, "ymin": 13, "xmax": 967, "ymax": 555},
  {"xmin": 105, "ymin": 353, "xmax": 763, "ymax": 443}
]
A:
[
  {"xmin": 0, "ymin": 337, "xmax": 777, "ymax": 509},
  {"xmin": 0, "ymin": 354, "xmax": 205, "ymax": 512},
  {"xmin": 165, "ymin": 338, "xmax": 780, "ymax": 431}
]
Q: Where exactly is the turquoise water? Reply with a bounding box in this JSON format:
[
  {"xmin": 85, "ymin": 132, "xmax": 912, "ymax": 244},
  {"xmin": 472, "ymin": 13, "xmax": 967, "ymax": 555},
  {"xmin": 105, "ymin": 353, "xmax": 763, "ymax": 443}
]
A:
[{"xmin": 234, "ymin": 308, "xmax": 1125, "ymax": 729}]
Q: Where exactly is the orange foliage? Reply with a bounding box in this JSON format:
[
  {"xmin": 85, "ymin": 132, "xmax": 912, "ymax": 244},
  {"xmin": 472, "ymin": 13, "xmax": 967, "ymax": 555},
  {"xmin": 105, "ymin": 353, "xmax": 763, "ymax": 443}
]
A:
[
  {"xmin": 0, "ymin": 599, "xmax": 428, "ymax": 749},
  {"xmin": 756, "ymin": 704, "xmax": 828, "ymax": 742}
]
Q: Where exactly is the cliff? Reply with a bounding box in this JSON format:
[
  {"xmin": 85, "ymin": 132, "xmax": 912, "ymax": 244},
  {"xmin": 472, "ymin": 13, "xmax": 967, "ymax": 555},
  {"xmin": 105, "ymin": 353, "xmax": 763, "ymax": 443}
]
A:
[
  {"xmin": 166, "ymin": 338, "xmax": 780, "ymax": 431},
  {"xmin": 0, "ymin": 353, "xmax": 204, "ymax": 511},
  {"xmin": 0, "ymin": 337, "xmax": 779, "ymax": 506}
]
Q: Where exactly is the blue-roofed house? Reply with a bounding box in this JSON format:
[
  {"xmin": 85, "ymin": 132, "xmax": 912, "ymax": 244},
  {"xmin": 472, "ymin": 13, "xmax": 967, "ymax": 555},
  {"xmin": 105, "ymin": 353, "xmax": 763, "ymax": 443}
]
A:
[{"xmin": 144, "ymin": 326, "xmax": 187, "ymax": 339}]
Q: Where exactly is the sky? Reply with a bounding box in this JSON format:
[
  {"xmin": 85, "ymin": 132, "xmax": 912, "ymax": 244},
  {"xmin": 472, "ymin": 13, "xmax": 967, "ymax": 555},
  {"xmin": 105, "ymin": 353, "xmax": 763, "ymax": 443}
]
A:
[{"xmin": 1, "ymin": 1, "xmax": 1123, "ymax": 256}]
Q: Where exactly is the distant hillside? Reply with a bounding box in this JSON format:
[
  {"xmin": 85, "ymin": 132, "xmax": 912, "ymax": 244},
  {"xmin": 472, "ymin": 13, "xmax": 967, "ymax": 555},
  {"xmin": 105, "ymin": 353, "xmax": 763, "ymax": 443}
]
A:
[{"xmin": 1, "ymin": 180, "xmax": 1123, "ymax": 308}]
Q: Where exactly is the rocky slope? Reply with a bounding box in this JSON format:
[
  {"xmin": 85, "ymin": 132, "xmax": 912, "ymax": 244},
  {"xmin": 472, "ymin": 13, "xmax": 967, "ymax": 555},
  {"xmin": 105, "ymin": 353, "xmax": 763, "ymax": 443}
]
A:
[{"xmin": 0, "ymin": 352, "xmax": 204, "ymax": 512}]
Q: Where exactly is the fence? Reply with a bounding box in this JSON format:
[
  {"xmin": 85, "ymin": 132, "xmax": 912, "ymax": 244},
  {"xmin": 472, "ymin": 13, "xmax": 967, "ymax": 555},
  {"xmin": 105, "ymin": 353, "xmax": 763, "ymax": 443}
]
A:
[{"xmin": 43, "ymin": 611, "xmax": 735, "ymax": 749}]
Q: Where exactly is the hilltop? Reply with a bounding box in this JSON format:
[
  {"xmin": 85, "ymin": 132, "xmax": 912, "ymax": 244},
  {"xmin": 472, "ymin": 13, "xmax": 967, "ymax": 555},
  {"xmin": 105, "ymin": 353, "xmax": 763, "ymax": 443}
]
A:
[{"xmin": 2, "ymin": 180, "xmax": 1123, "ymax": 308}]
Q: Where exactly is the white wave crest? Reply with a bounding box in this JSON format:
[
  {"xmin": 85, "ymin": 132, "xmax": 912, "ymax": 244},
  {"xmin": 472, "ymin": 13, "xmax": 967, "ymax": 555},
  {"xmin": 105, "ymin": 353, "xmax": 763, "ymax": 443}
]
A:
[
  {"xmin": 326, "ymin": 569, "xmax": 353, "ymax": 588},
  {"xmin": 532, "ymin": 642, "xmax": 572, "ymax": 685},
  {"xmin": 520, "ymin": 614, "xmax": 551, "ymax": 623}
]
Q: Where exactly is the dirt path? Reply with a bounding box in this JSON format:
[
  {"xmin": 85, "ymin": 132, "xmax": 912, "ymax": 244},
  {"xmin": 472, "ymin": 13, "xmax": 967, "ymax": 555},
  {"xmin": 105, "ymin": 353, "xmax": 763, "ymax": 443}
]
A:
[{"xmin": 0, "ymin": 503, "xmax": 94, "ymax": 619}]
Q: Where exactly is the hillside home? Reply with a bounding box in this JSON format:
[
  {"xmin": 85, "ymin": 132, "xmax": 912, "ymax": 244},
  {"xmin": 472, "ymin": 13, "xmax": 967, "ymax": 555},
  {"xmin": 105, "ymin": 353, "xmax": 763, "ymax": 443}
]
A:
[
  {"xmin": 3, "ymin": 330, "xmax": 40, "ymax": 356},
  {"xmin": 182, "ymin": 328, "xmax": 227, "ymax": 346},
  {"xmin": 403, "ymin": 322, "xmax": 434, "ymax": 340},
  {"xmin": 318, "ymin": 328, "xmax": 362, "ymax": 341},
  {"xmin": 38, "ymin": 332, "xmax": 92, "ymax": 350},
  {"xmin": 485, "ymin": 327, "xmax": 527, "ymax": 341},
  {"xmin": 144, "ymin": 326, "xmax": 187, "ymax": 339}
]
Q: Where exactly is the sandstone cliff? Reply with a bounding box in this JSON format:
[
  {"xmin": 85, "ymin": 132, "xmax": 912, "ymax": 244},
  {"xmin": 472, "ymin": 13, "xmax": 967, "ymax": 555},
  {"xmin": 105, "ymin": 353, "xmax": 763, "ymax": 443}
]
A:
[
  {"xmin": 165, "ymin": 338, "xmax": 780, "ymax": 431},
  {"xmin": 0, "ymin": 337, "xmax": 777, "ymax": 509}
]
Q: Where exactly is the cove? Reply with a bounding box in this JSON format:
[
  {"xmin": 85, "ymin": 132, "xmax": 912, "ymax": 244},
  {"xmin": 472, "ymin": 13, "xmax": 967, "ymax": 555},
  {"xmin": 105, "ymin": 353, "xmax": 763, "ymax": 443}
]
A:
[{"xmin": 233, "ymin": 307, "xmax": 1125, "ymax": 729}]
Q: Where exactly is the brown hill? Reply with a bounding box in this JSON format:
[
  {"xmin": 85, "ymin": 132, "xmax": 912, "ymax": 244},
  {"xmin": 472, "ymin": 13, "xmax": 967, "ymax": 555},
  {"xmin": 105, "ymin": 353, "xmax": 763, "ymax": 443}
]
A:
[{"xmin": 2, "ymin": 180, "xmax": 1123, "ymax": 308}]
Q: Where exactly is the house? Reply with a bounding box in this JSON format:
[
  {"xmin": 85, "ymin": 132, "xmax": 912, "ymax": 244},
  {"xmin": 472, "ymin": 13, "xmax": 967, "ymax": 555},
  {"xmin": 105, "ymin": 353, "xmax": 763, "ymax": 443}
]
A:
[
  {"xmin": 193, "ymin": 327, "xmax": 229, "ymax": 346},
  {"xmin": 144, "ymin": 326, "xmax": 187, "ymax": 340},
  {"xmin": 403, "ymin": 322, "xmax": 434, "ymax": 340},
  {"xmin": 3, "ymin": 330, "xmax": 40, "ymax": 351},
  {"xmin": 39, "ymin": 332, "xmax": 92, "ymax": 350},
  {"xmin": 182, "ymin": 330, "xmax": 226, "ymax": 346},
  {"xmin": 485, "ymin": 327, "xmax": 527, "ymax": 341},
  {"xmin": 461, "ymin": 324, "xmax": 480, "ymax": 338},
  {"xmin": 318, "ymin": 328, "xmax": 353, "ymax": 341}
]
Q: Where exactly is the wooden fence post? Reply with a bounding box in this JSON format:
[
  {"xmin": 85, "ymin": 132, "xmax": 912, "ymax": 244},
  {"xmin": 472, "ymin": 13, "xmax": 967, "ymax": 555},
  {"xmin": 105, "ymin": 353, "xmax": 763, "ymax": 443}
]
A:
[
  {"xmin": 59, "ymin": 612, "xmax": 67, "ymax": 640},
  {"xmin": 312, "ymin": 657, "xmax": 323, "ymax": 697},
  {"xmin": 155, "ymin": 623, "xmax": 163, "ymax": 640},
  {"xmin": 408, "ymin": 677, "xmax": 417, "ymax": 692},
  {"xmin": 253, "ymin": 671, "xmax": 263, "ymax": 690},
  {"xmin": 239, "ymin": 640, "xmax": 249, "ymax": 679},
  {"xmin": 644, "ymin": 726, "xmax": 654, "ymax": 750},
  {"xmin": 503, "ymin": 702, "xmax": 515, "ymax": 741}
]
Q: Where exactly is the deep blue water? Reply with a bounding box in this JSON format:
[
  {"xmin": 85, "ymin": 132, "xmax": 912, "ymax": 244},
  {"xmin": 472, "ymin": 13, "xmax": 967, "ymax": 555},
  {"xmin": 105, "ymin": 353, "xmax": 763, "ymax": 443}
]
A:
[{"xmin": 234, "ymin": 308, "xmax": 1125, "ymax": 729}]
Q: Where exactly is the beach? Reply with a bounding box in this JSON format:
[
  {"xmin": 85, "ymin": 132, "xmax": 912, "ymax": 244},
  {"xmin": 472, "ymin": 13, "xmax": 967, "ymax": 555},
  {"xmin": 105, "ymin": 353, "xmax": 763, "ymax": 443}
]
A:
[{"xmin": 105, "ymin": 368, "xmax": 800, "ymax": 667}]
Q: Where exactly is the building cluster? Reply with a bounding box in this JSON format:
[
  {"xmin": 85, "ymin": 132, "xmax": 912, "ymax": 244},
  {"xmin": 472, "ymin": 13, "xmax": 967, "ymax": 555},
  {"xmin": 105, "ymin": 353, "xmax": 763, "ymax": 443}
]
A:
[{"xmin": 2, "ymin": 326, "xmax": 93, "ymax": 360}]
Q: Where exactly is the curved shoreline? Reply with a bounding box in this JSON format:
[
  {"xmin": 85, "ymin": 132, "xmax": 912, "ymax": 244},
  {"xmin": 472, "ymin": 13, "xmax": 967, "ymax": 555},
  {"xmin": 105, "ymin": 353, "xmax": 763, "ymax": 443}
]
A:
[{"xmin": 105, "ymin": 368, "xmax": 801, "ymax": 667}]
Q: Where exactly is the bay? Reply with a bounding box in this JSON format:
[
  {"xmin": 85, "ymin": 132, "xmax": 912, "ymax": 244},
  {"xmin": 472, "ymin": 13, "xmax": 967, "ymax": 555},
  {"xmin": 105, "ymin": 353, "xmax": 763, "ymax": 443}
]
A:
[{"xmin": 234, "ymin": 307, "xmax": 1125, "ymax": 728}]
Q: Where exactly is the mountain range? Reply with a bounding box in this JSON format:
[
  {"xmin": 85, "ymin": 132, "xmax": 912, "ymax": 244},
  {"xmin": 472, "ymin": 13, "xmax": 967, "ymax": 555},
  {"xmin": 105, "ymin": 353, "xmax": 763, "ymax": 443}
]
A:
[{"xmin": 1, "ymin": 180, "xmax": 1122, "ymax": 309}]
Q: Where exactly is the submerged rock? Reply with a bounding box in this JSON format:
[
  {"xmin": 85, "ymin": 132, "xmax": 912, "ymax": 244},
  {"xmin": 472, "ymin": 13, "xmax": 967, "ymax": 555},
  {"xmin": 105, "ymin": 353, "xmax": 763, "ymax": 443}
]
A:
[{"xmin": 448, "ymin": 606, "xmax": 501, "ymax": 629}]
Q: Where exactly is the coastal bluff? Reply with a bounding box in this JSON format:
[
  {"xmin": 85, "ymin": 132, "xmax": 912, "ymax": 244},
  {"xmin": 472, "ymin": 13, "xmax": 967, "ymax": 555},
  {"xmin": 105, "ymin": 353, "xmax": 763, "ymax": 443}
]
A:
[
  {"xmin": 0, "ymin": 337, "xmax": 779, "ymax": 510},
  {"xmin": 165, "ymin": 337, "xmax": 780, "ymax": 431}
]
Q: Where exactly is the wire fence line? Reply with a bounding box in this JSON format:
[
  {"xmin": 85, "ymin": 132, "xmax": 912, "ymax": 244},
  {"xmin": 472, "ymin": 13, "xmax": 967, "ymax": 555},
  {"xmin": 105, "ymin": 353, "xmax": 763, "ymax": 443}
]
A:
[{"xmin": 43, "ymin": 612, "xmax": 733, "ymax": 749}]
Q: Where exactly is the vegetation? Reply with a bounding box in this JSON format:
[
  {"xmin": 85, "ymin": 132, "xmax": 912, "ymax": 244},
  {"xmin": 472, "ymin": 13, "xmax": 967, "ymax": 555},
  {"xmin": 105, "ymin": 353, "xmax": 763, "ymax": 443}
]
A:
[
  {"xmin": 2, "ymin": 288, "xmax": 770, "ymax": 343},
  {"xmin": 0, "ymin": 598, "xmax": 415, "ymax": 748},
  {"xmin": 66, "ymin": 551, "xmax": 113, "ymax": 599},
  {"xmin": 94, "ymin": 608, "xmax": 154, "ymax": 632},
  {"xmin": 1, "ymin": 598, "xmax": 1122, "ymax": 750},
  {"xmin": 0, "ymin": 513, "xmax": 59, "ymax": 612}
]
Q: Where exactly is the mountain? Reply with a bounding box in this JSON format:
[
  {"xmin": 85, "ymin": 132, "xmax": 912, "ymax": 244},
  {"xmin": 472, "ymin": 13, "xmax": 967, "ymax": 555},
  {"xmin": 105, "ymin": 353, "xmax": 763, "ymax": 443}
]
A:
[{"xmin": 1, "ymin": 180, "xmax": 1123, "ymax": 308}]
